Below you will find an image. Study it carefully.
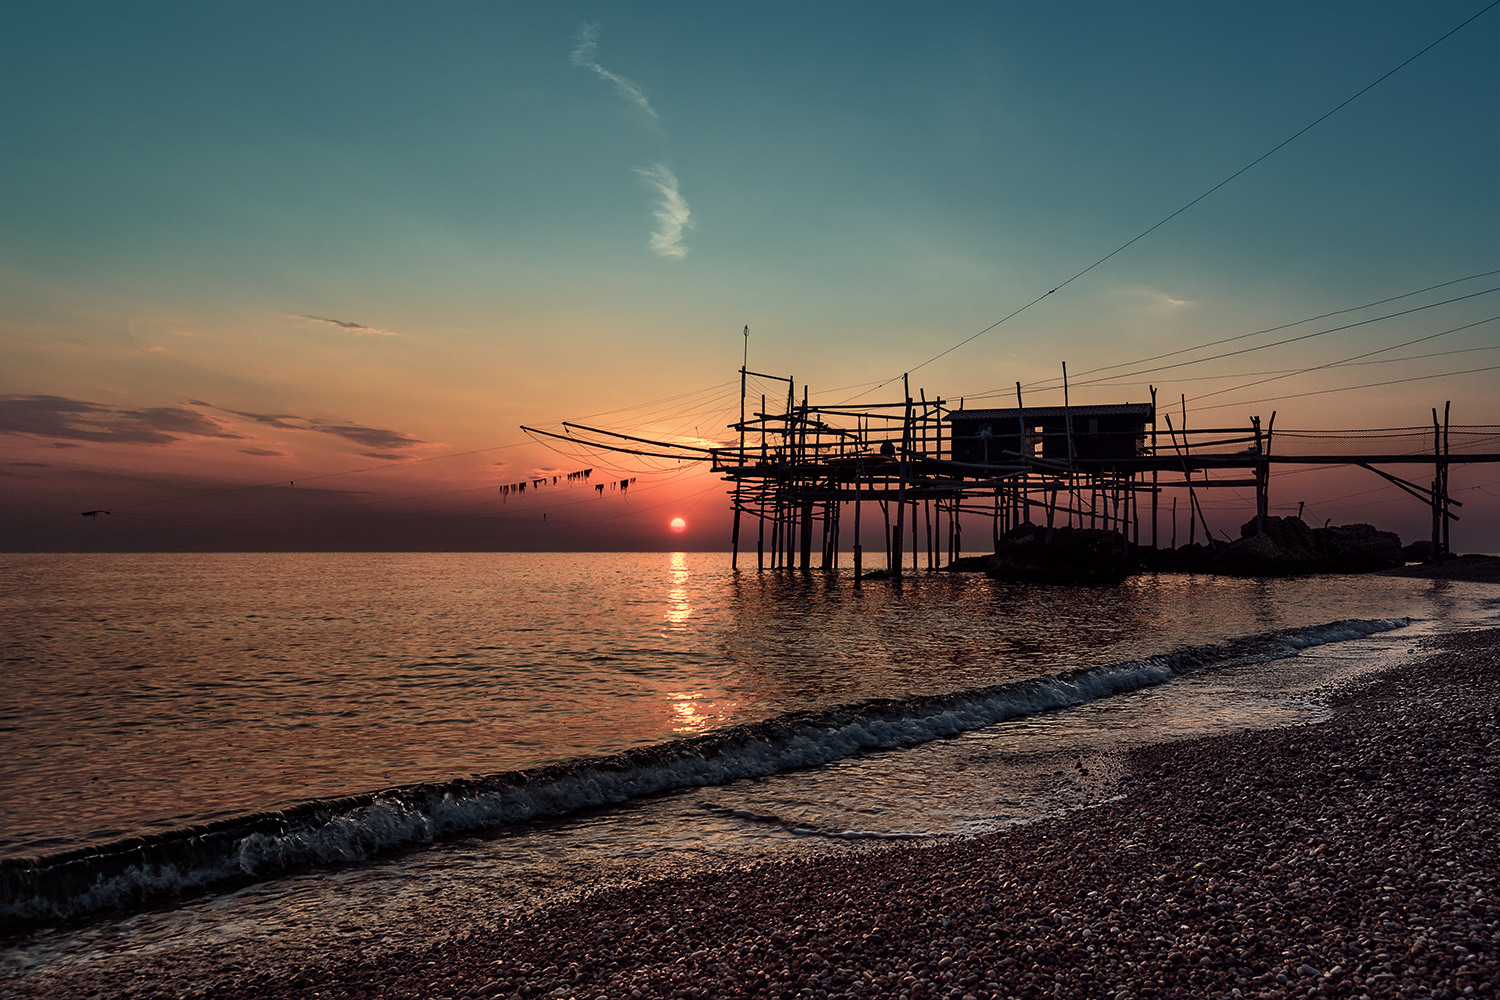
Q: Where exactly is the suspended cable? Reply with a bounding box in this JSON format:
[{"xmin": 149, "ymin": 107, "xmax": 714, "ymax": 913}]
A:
[
  {"xmin": 568, "ymin": 380, "xmax": 737, "ymax": 423},
  {"xmin": 958, "ymin": 341, "xmax": 1500, "ymax": 402},
  {"xmin": 1061, "ymin": 287, "xmax": 1499, "ymax": 391},
  {"xmin": 1186, "ymin": 314, "xmax": 1500, "ymax": 404},
  {"xmin": 1190, "ymin": 363, "xmax": 1500, "ymax": 413},
  {"xmin": 852, "ymin": 1, "xmax": 1500, "ymax": 400},
  {"xmin": 1021, "ymin": 269, "xmax": 1500, "ymax": 391}
]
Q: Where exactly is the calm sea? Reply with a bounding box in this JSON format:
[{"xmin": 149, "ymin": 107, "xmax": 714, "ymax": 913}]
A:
[{"xmin": 2, "ymin": 552, "xmax": 1497, "ymax": 979}]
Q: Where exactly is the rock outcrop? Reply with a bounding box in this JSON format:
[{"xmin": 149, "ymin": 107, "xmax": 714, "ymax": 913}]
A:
[
  {"xmin": 1402, "ymin": 539, "xmax": 1433, "ymax": 563},
  {"xmin": 1212, "ymin": 515, "xmax": 1320, "ymax": 576},
  {"xmin": 1211, "ymin": 516, "xmax": 1403, "ymax": 576},
  {"xmin": 1316, "ymin": 522, "xmax": 1406, "ymax": 573},
  {"xmin": 966, "ymin": 516, "xmax": 1406, "ymax": 582},
  {"xmin": 985, "ymin": 523, "xmax": 1132, "ymax": 585}
]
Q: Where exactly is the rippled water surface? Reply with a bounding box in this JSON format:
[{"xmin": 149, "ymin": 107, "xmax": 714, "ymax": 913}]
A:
[
  {"xmin": 2, "ymin": 551, "xmax": 1494, "ymax": 862},
  {"xmin": 5, "ymin": 553, "xmax": 1500, "ymax": 987}
]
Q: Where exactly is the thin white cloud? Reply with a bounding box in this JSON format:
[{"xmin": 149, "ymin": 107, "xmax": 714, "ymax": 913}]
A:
[
  {"xmin": 571, "ymin": 24, "xmax": 691, "ymax": 260},
  {"xmin": 571, "ymin": 22, "xmax": 658, "ymax": 122},
  {"xmin": 285, "ymin": 313, "xmax": 396, "ymax": 336},
  {"xmin": 1119, "ymin": 288, "xmax": 1191, "ymax": 311},
  {"xmin": 634, "ymin": 164, "xmax": 693, "ymax": 259}
]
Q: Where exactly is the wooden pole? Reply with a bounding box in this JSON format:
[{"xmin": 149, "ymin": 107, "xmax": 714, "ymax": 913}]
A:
[
  {"xmin": 801, "ymin": 498, "xmax": 814, "ymax": 571},
  {"xmin": 1431, "ymin": 407, "xmax": 1441, "ymax": 562},
  {"xmin": 1165, "ymin": 410, "xmax": 1211, "ymax": 547},
  {"xmin": 1150, "ymin": 385, "xmax": 1159, "ymax": 550},
  {"xmin": 949, "ymin": 498, "xmax": 958, "ymax": 562},
  {"xmin": 1189, "ymin": 481, "xmax": 1198, "ymax": 546},
  {"xmin": 796, "ymin": 387, "xmax": 810, "ymax": 570},
  {"xmin": 1266, "ymin": 410, "xmax": 1276, "ymax": 527},
  {"xmin": 831, "ymin": 496, "xmax": 840, "ymax": 570},
  {"xmin": 1252, "ymin": 415, "xmax": 1266, "ymax": 535},
  {"xmin": 1015, "ymin": 380, "xmax": 1027, "ymax": 458},
  {"xmin": 770, "ymin": 481, "xmax": 781, "ymax": 570},
  {"xmin": 853, "ymin": 459, "xmax": 864, "ymax": 585},
  {"xmin": 783, "ymin": 381, "xmax": 796, "ymax": 570},
  {"xmin": 1111, "ymin": 476, "xmax": 1121, "ymax": 536},
  {"xmin": 732, "ymin": 325, "xmax": 748, "ymax": 569},
  {"xmin": 912, "ymin": 500, "xmax": 919, "ymax": 573},
  {"xmin": 820, "ymin": 497, "xmax": 832, "ymax": 571},
  {"xmin": 925, "ymin": 499, "xmax": 934, "ymax": 570},
  {"xmin": 894, "ymin": 375, "xmax": 911, "ymax": 577},
  {"xmin": 1131, "ymin": 472, "xmax": 1140, "ymax": 547},
  {"xmin": 993, "ymin": 489, "xmax": 1000, "ymax": 550},
  {"xmin": 882, "ymin": 499, "xmax": 892, "ymax": 572},
  {"xmin": 1063, "ymin": 362, "xmax": 1076, "ymax": 521},
  {"xmin": 1443, "ymin": 401, "xmax": 1452, "ymax": 559},
  {"xmin": 1181, "ymin": 394, "xmax": 1193, "ymax": 545},
  {"xmin": 757, "ymin": 394, "xmax": 766, "ymax": 571}
]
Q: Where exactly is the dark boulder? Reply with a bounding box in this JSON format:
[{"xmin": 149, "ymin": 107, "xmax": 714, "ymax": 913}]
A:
[
  {"xmin": 1239, "ymin": 514, "xmax": 1318, "ymax": 549},
  {"xmin": 986, "ymin": 523, "xmax": 1132, "ymax": 585},
  {"xmin": 1401, "ymin": 539, "xmax": 1433, "ymax": 564},
  {"xmin": 1215, "ymin": 532, "xmax": 1315, "ymax": 576},
  {"xmin": 1214, "ymin": 516, "xmax": 1322, "ymax": 576},
  {"xmin": 1314, "ymin": 522, "xmax": 1405, "ymax": 573},
  {"xmin": 942, "ymin": 554, "xmax": 993, "ymax": 573},
  {"xmin": 1138, "ymin": 542, "xmax": 1215, "ymax": 573},
  {"xmin": 1210, "ymin": 516, "xmax": 1403, "ymax": 576}
]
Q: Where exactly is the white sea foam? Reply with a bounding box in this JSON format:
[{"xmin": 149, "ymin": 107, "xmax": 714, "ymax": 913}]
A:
[{"xmin": 0, "ymin": 617, "xmax": 1410, "ymax": 928}]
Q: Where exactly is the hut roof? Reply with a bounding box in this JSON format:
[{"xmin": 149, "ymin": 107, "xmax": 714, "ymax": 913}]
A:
[{"xmin": 948, "ymin": 403, "xmax": 1154, "ymax": 421}]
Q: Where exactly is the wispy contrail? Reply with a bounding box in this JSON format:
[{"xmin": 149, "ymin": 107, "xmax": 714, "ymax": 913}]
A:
[
  {"xmin": 571, "ymin": 22, "xmax": 658, "ymax": 121},
  {"xmin": 634, "ymin": 164, "xmax": 692, "ymax": 259}
]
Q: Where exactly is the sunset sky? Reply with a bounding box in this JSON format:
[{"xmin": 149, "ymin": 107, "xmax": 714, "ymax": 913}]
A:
[{"xmin": 2, "ymin": 1, "xmax": 1497, "ymax": 552}]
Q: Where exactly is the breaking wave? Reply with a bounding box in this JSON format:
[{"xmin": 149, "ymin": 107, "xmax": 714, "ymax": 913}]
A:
[{"xmin": 0, "ymin": 617, "xmax": 1406, "ymax": 930}]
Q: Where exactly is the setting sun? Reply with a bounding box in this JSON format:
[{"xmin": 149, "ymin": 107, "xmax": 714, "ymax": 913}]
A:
[{"xmin": 669, "ymin": 517, "xmax": 687, "ymax": 532}]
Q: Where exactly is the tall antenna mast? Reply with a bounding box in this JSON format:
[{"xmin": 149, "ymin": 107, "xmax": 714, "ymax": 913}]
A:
[
  {"xmin": 739, "ymin": 326, "xmax": 749, "ymax": 461},
  {"xmin": 732, "ymin": 325, "xmax": 749, "ymax": 569}
]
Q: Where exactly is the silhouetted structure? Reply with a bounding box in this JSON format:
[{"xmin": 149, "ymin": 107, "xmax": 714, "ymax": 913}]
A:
[
  {"xmin": 524, "ymin": 369, "xmax": 1498, "ymax": 579},
  {"xmin": 950, "ymin": 404, "xmax": 1153, "ymax": 464}
]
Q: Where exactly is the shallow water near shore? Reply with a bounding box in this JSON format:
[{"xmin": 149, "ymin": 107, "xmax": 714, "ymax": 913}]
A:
[{"xmin": 3, "ymin": 552, "xmax": 1498, "ymax": 983}]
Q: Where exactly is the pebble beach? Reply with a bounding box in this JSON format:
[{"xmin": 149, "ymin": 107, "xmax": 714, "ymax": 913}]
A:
[{"xmin": 9, "ymin": 564, "xmax": 1498, "ymax": 1000}]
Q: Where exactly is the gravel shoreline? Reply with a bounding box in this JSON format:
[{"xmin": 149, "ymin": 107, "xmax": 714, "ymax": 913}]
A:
[{"xmin": 12, "ymin": 628, "xmax": 1498, "ymax": 1000}]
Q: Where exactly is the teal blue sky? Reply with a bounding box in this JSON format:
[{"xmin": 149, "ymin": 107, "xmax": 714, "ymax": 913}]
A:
[{"xmin": 2, "ymin": 1, "xmax": 1497, "ymax": 551}]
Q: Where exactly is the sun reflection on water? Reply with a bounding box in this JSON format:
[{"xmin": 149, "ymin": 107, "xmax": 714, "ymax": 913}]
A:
[
  {"xmin": 664, "ymin": 551, "xmax": 693, "ymax": 628},
  {"xmin": 660, "ymin": 554, "xmax": 726, "ymax": 733},
  {"xmin": 666, "ymin": 692, "xmax": 716, "ymax": 734}
]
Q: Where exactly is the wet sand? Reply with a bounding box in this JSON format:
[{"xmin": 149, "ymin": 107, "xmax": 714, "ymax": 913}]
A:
[{"xmin": 10, "ymin": 628, "xmax": 1498, "ymax": 1000}]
